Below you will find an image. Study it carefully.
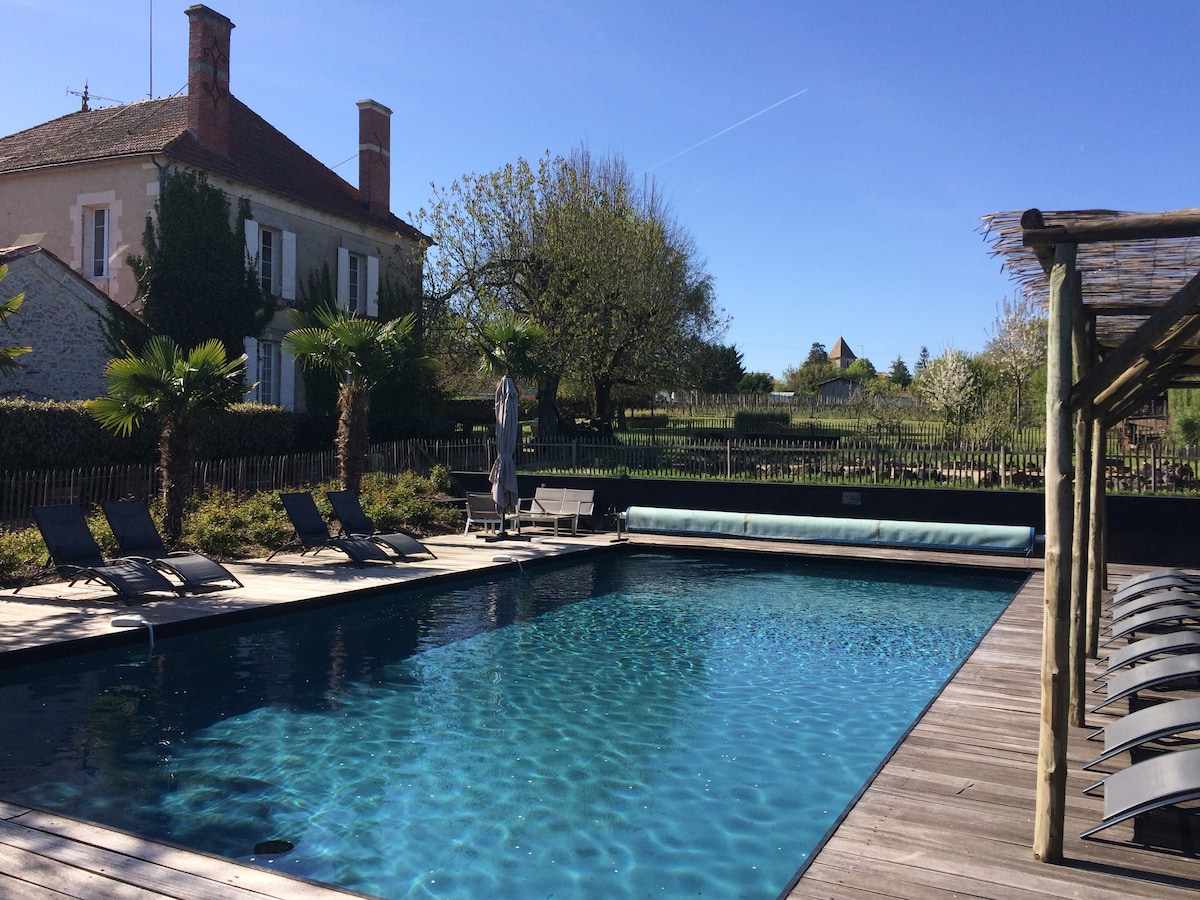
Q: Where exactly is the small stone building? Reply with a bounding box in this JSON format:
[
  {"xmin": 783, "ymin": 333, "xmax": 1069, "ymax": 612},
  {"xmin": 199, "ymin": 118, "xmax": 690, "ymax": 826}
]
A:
[{"xmin": 0, "ymin": 245, "xmax": 133, "ymax": 401}]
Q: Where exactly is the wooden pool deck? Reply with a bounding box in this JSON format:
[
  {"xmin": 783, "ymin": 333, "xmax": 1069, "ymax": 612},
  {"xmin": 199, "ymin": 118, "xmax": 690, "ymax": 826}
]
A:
[{"xmin": 0, "ymin": 531, "xmax": 1196, "ymax": 898}]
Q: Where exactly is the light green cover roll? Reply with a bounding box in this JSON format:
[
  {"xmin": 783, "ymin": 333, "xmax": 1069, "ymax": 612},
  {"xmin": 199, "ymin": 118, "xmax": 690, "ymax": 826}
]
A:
[{"xmin": 624, "ymin": 506, "xmax": 1034, "ymax": 553}]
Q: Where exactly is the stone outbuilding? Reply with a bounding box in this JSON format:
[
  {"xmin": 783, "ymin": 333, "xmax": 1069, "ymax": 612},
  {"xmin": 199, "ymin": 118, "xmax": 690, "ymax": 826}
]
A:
[{"xmin": 0, "ymin": 245, "xmax": 137, "ymax": 402}]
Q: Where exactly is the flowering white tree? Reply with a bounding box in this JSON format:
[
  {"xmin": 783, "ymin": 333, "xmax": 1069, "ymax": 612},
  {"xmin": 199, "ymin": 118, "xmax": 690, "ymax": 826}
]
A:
[
  {"xmin": 985, "ymin": 292, "xmax": 1046, "ymax": 428},
  {"xmin": 916, "ymin": 346, "xmax": 978, "ymax": 445}
]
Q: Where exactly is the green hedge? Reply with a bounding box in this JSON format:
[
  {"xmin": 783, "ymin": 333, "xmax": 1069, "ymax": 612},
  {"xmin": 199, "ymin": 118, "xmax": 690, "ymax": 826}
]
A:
[
  {"xmin": 0, "ymin": 400, "xmax": 296, "ymax": 469},
  {"xmin": 733, "ymin": 410, "xmax": 792, "ymax": 434},
  {"xmin": 0, "ymin": 400, "xmax": 156, "ymax": 468}
]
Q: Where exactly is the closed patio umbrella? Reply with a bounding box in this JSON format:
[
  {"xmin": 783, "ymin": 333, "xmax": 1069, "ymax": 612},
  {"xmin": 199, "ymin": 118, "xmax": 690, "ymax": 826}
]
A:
[{"xmin": 489, "ymin": 375, "xmax": 521, "ymax": 538}]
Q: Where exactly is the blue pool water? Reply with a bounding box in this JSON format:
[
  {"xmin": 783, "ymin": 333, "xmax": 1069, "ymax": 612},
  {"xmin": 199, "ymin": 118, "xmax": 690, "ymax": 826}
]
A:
[{"xmin": 0, "ymin": 551, "xmax": 1025, "ymax": 898}]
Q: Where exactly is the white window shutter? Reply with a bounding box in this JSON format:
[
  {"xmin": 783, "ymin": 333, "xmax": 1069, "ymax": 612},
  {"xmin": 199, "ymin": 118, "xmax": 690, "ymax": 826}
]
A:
[
  {"xmin": 281, "ymin": 231, "xmax": 297, "ymax": 301},
  {"xmin": 280, "ymin": 347, "xmax": 297, "ymax": 411},
  {"xmin": 244, "ymin": 219, "xmax": 259, "ymax": 266},
  {"xmin": 243, "ymin": 337, "xmax": 258, "ymax": 402},
  {"xmin": 366, "ymin": 255, "xmax": 380, "ymax": 317},
  {"xmin": 336, "ymin": 247, "xmax": 351, "ymax": 310}
]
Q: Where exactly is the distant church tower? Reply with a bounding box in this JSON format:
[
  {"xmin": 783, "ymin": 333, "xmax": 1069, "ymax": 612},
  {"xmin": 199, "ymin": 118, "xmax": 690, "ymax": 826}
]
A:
[{"xmin": 829, "ymin": 337, "xmax": 856, "ymax": 371}]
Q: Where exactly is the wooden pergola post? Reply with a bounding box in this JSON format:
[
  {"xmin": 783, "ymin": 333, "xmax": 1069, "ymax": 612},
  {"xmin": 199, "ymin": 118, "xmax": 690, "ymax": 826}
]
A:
[
  {"xmin": 1069, "ymin": 305, "xmax": 1094, "ymax": 727},
  {"xmin": 1086, "ymin": 420, "xmax": 1107, "ymax": 657},
  {"xmin": 1033, "ymin": 241, "xmax": 1076, "ymax": 863}
]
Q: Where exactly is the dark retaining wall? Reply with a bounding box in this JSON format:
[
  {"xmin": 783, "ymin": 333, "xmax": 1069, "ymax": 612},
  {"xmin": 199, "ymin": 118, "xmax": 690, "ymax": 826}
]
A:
[{"xmin": 452, "ymin": 472, "xmax": 1200, "ymax": 567}]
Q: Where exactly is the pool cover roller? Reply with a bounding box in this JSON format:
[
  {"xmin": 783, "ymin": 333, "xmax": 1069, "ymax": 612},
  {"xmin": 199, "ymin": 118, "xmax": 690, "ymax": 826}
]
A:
[{"xmin": 622, "ymin": 506, "xmax": 1036, "ymax": 553}]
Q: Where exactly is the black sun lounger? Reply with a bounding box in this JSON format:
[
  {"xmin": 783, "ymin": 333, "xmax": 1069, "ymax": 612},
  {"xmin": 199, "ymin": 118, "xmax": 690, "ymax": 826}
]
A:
[
  {"xmin": 102, "ymin": 500, "xmax": 242, "ymax": 591},
  {"xmin": 1082, "ymin": 745, "xmax": 1200, "ymax": 839},
  {"xmin": 326, "ymin": 490, "xmax": 437, "ymax": 560},
  {"xmin": 269, "ymin": 493, "xmax": 393, "ymax": 565},
  {"xmin": 20, "ymin": 504, "xmax": 180, "ymax": 602},
  {"xmin": 1092, "ymin": 654, "xmax": 1200, "ymax": 712},
  {"xmin": 1099, "ymin": 632, "xmax": 1200, "ymax": 680},
  {"xmin": 1084, "ymin": 697, "xmax": 1200, "ymax": 772},
  {"xmin": 1103, "ymin": 605, "xmax": 1200, "ymax": 646}
]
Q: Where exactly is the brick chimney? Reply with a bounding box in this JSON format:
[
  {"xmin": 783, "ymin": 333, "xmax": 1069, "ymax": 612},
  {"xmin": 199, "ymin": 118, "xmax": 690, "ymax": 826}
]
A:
[
  {"xmin": 186, "ymin": 5, "xmax": 234, "ymax": 156},
  {"xmin": 357, "ymin": 100, "xmax": 392, "ymax": 216}
]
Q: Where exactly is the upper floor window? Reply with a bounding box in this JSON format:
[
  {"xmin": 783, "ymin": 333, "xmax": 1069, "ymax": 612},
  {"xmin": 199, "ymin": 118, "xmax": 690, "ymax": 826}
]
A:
[
  {"xmin": 348, "ymin": 252, "xmax": 364, "ymax": 313},
  {"xmin": 244, "ymin": 220, "xmax": 295, "ymax": 302},
  {"xmin": 88, "ymin": 207, "xmax": 109, "ymax": 277},
  {"xmin": 337, "ymin": 247, "xmax": 379, "ymax": 317},
  {"xmin": 259, "ymin": 227, "xmax": 278, "ymax": 295}
]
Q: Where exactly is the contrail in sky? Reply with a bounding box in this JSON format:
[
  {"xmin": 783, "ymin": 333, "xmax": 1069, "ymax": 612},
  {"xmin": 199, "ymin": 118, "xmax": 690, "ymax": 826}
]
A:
[{"xmin": 647, "ymin": 88, "xmax": 809, "ymax": 171}]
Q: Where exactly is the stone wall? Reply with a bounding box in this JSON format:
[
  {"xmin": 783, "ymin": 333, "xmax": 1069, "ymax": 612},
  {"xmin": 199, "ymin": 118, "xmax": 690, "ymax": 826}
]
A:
[{"xmin": 1, "ymin": 247, "xmax": 118, "ymax": 402}]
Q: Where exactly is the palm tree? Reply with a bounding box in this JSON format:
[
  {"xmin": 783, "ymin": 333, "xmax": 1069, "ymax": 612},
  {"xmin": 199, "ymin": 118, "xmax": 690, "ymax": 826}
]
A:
[
  {"xmin": 475, "ymin": 313, "xmax": 548, "ymax": 383},
  {"xmin": 0, "ymin": 263, "xmax": 32, "ymax": 376},
  {"xmin": 86, "ymin": 337, "xmax": 247, "ymax": 541},
  {"xmin": 284, "ymin": 308, "xmax": 433, "ymax": 492}
]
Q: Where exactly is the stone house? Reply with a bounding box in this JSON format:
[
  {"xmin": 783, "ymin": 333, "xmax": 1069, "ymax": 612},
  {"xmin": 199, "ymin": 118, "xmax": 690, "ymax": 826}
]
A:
[
  {"xmin": 0, "ymin": 245, "xmax": 138, "ymax": 402},
  {"xmin": 0, "ymin": 4, "xmax": 426, "ymax": 411}
]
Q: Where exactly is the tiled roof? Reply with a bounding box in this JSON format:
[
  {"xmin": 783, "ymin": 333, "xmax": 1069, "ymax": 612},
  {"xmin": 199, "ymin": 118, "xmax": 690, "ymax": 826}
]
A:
[
  {"xmin": 0, "ymin": 97, "xmax": 425, "ymax": 243},
  {"xmin": 0, "ymin": 99, "xmax": 189, "ymax": 171},
  {"xmin": 829, "ymin": 336, "xmax": 855, "ymax": 360}
]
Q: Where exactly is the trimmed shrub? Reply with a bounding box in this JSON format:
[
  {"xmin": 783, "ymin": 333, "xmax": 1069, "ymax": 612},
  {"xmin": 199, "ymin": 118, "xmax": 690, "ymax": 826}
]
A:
[{"xmin": 733, "ymin": 410, "xmax": 792, "ymax": 435}]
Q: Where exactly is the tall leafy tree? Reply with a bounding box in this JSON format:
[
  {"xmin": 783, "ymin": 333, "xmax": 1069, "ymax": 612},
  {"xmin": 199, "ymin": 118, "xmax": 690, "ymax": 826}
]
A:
[
  {"xmin": 0, "ymin": 263, "xmax": 31, "ymax": 376},
  {"xmin": 284, "ymin": 309, "xmax": 435, "ymax": 491},
  {"xmin": 131, "ymin": 169, "xmax": 274, "ymax": 356},
  {"xmin": 887, "ymin": 356, "xmax": 912, "ymax": 388},
  {"xmin": 415, "ymin": 147, "xmax": 722, "ymax": 436},
  {"xmin": 86, "ymin": 337, "xmax": 247, "ymax": 541},
  {"xmin": 679, "ymin": 341, "xmax": 745, "ymax": 394},
  {"xmin": 914, "ymin": 345, "xmax": 931, "ymax": 375},
  {"xmin": 737, "ymin": 372, "xmax": 775, "ymax": 394}
]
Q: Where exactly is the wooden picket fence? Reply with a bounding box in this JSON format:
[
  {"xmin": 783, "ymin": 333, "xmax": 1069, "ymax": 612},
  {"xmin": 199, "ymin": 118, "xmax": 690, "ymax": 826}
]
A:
[{"xmin": 2, "ymin": 435, "xmax": 1198, "ymax": 527}]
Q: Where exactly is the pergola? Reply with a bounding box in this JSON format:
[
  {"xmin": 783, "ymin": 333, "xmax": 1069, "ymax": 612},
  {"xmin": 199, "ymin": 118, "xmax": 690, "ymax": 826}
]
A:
[{"xmin": 982, "ymin": 207, "xmax": 1200, "ymax": 862}]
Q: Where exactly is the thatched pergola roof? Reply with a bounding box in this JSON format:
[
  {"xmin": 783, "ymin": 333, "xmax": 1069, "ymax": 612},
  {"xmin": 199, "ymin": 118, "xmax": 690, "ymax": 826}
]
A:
[{"xmin": 982, "ymin": 208, "xmax": 1200, "ymax": 420}]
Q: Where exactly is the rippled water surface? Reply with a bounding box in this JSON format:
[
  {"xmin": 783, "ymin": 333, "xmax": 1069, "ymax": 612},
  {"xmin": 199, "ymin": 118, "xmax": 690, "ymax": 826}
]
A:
[{"xmin": 0, "ymin": 551, "xmax": 1025, "ymax": 898}]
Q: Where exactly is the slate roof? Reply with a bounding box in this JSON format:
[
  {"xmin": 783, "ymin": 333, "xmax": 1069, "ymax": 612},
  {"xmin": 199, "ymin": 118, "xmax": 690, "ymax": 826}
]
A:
[{"xmin": 0, "ymin": 96, "xmax": 425, "ymax": 243}]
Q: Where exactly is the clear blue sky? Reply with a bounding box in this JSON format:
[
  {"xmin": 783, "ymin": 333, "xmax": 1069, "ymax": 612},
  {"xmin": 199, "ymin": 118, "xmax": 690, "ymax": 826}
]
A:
[{"xmin": 6, "ymin": 1, "xmax": 1197, "ymax": 380}]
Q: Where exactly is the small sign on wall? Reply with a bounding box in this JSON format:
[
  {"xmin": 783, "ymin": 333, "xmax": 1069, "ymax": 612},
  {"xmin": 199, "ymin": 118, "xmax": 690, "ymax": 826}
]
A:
[{"xmin": 842, "ymin": 491, "xmax": 862, "ymax": 506}]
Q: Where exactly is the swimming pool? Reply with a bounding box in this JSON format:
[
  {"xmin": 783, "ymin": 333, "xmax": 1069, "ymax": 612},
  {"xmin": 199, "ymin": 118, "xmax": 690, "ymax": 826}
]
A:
[{"xmin": 0, "ymin": 550, "xmax": 1025, "ymax": 898}]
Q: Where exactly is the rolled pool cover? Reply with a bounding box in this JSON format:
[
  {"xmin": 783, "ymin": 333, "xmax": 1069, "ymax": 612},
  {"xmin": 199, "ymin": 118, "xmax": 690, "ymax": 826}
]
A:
[{"xmin": 622, "ymin": 506, "xmax": 1036, "ymax": 553}]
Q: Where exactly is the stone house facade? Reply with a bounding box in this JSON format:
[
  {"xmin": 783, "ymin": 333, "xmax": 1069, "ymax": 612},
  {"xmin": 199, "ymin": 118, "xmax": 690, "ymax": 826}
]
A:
[{"xmin": 0, "ymin": 4, "xmax": 426, "ymax": 412}]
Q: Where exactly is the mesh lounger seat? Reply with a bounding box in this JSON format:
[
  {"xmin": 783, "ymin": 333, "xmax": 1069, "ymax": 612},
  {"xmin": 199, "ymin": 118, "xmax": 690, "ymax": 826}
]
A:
[
  {"xmin": 269, "ymin": 493, "xmax": 393, "ymax": 565},
  {"xmin": 1081, "ymin": 745, "xmax": 1200, "ymax": 838},
  {"xmin": 1099, "ymin": 632, "xmax": 1200, "ymax": 680},
  {"xmin": 1084, "ymin": 697, "xmax": 1200, "ymax": 771},
  {"xmin": 1109, "ymin": 589, "xmax": 1200, "ymax": 625},
  {"xmin": 102, "ymin": 500, "xmax": 242, "ymax": 591},
  {"xmin": 1092, "ymin": 654, "xmax": 1200, "ymax": 712},
  {"xmin": 326, "ymin": 490, "xmax": 437, "ymax": 560},
  {"xmin": 1110, "ymin": 571, "xmax": 1200, "ymax": 607},
  {"xmin": 20, "ymin": 504, "xmax": 180, "ymax": 603},
  {"xmin": 1103, "ymin": 605, "xmax": 1200, "ymax": 646}
]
